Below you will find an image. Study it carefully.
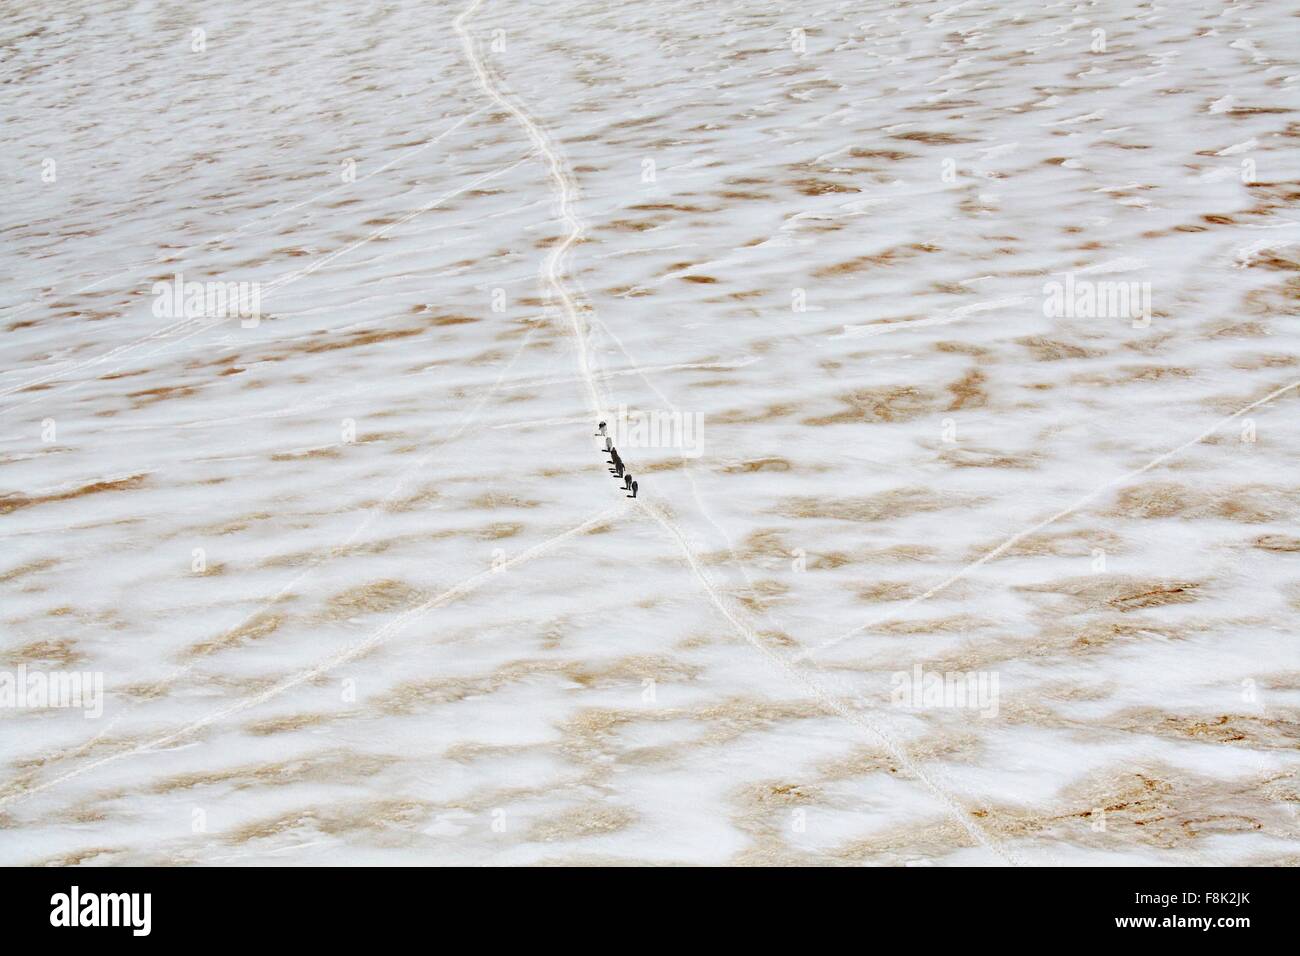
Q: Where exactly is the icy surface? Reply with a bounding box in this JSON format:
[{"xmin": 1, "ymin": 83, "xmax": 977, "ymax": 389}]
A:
[{"xmin": 0, "ymin": 0, "xmax": 1298, "ymax": 865}]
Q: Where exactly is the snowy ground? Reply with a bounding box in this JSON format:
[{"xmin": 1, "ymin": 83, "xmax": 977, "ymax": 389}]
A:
[{"xmin": 1, "ymin": 0, "xmax": 1298, "ymax": 865}]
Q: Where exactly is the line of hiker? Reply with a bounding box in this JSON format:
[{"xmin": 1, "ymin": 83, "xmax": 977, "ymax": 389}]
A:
[{"xmin": 595, "ymin": 420, "xmax": 637, "ymax": 498}]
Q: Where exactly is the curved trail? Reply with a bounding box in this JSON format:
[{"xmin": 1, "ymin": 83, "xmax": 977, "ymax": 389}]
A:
[
  {"xmin": 453, "ymin": 0, "xmax": 605, "ymax": 423},
  {"xmin": 453, "ymin": 0, "xmax": 1019, "ymax": 863}
]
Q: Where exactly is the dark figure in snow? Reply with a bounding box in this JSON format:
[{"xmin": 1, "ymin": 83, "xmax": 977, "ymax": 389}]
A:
[
  {"xmin": 603, "ymin": 437, "xmax": 613, "ymax": 453},
  {"xmin": 612, "ymin": 461, "xmax": 624, "ymax": 479},
  {"xmin": 623, "ymin": 473, "xmax": 633, "ymax": 491},
  {"xmin": 627, "ymin": 479, "xmax": 638, "ymax": 499},
  {"xmin": 595, "ymin": 421, "xmax": 607, "ymax": 437},
  {"xmin": 608, "ymin": 448, "xmax": 621, "ymax": 468}
]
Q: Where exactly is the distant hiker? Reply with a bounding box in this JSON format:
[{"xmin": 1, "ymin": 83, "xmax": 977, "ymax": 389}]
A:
[
  {"xmin": 595, "ymin": 421, "xmax": 607, "ymax": 437},
  {"xmin": 628, "ymin": 479, "xmax": 638, "ymax": 499},
  {"xmin": 604, "ymin": 437, "xmax": 613, "ymax": 453},
  {"xmin": 612, "ymin": 460, "xmax": 624, "ymax": 478},
  {"xmin": 623, "ymin": 473, "xmax": 633, "ymax": 491}
]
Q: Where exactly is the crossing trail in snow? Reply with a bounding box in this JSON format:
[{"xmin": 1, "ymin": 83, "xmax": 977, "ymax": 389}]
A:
[{"xmin": 0, "ymin": 0, "xmax": 1297, "ymax": 865}]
